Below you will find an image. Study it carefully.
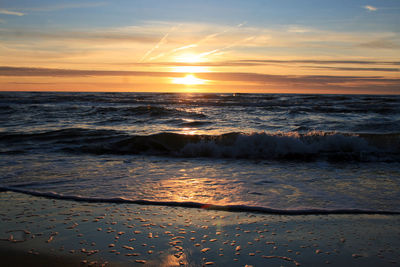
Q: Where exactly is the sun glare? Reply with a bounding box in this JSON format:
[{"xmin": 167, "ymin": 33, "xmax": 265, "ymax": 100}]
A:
[
  {"xmin": 172, "ymin": 74, "xmax": 206, "ymax": 85},
  {"xmin": 175, "ymin": 53, "xmax": 205, "ymax": 63},
  {"xmin": 171, "ymin": 66, "xmax": 209, "ymax": 73},
  {"xmin": 170, "ymin": 52, "xmax": 209, "ymax": 87}
]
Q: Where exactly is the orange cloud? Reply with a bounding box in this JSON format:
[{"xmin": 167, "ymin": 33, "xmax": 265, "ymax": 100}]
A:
[{"xmin": 1, "ymin": 66, "xmax": 399, "ymax": 94}]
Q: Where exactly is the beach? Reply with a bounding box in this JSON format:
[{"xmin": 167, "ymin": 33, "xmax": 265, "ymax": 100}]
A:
[
  {"xmin": 1, "ymin": 92, "xmax": 400, "ymax": 266},
  {"xmin": 1, "ymin": 0, "xmax": 400, "ymax": 265},
  {"xmin": 1, "ymin": 191, "xmax": 399, "ymax": 266}
]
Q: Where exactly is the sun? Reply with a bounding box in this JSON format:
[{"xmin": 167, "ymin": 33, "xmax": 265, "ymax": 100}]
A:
[
  {"xmin": 172, "ymin": 74, "xmax": 206, "ymax": 85},
  {"xmin": 170, "ymin": 52, "xmax": 209, "ymax": 87}
]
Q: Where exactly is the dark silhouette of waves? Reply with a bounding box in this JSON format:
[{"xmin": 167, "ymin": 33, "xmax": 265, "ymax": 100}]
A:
[{"xmin": 1, "ymin": 128, "xmax": 399, "ymax": 162}]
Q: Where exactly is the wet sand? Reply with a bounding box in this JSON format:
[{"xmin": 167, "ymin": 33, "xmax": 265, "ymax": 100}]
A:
[{"xmin": 1, "ymin": 191, "xmax": 399, "ymax": 266}]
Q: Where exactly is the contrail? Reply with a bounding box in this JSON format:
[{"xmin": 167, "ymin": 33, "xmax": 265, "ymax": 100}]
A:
[
  {"xmin": 199, "ymin": 36, "xmax": 255, "ymax": 58},
  {"xmin": 139, "ymin": 25, "xmax": 179, "ymax": 63},
  {"xmin": 148, "ymin": 44, "xmax": 198, "ymax": 61},
  {"xmin": 197, "ymin": 21, "xmax": 246, "ymax": 46},
  {"xmin": 149, "ymin": 21, "xmax": 248, "ymax": 62},
  {"xmin": 171, "ymin": 44, "xmax": 198, "ymax": 53}
]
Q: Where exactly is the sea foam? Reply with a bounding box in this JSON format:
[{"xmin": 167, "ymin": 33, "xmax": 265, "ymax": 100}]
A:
[{"xmin": 1, "ymin": 129, "xmax": 399, "ymax": 162}]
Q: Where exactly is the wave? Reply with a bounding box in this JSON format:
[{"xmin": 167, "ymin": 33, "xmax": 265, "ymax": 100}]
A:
[
  {"xmin": 178, "ymin": 121, "xmax": 212, "ymax": 127},
  {"xmin": 0, "ymin": 128, "xmax": 123, "ymax": 142},
  {"xmin": 284, "ymin": 105, "xmax": 399, "ymax": 115},
  {"xmin": 1, "ymin": 129, "xmax": 399, "ymax": 162},
  {"xmin": 91, "ymin": 105, "xmax": 207, "ymax": 119},
  {"xmin": 79, "ymin": 131, "xmax": 400, "ymax": 162},
  {"xmin": 1, "ymin": 187, "xmax": 399, "ymax": 215}
]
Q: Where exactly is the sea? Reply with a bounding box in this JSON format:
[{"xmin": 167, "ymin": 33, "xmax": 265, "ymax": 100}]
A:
[{"xmin": 1, "ymin": 92, "xmax": 399, "ymax": 213}]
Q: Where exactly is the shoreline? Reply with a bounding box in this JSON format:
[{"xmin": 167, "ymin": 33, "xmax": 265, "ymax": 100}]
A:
[
  {"xmin": 2, "ymin": 188, "xmax": 399, "ymax": 216},
  {"xmin": 1, "ymin": 191, "xmax": 399, "ymax": 266}
]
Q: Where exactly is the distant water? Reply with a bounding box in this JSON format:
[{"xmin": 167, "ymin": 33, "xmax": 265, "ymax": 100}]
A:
[{"xmin": 1, "ymin": 92, "xmax": 399, "ymax": 212}]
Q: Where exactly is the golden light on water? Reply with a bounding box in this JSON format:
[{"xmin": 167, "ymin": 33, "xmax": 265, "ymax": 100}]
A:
[
  {"xmin": 158, "ymin": 176, "xmax": 236, "ymax": 205},
  {"xmin": 181, "ymin": 126, "xmax": 198, "ymax": 135}
]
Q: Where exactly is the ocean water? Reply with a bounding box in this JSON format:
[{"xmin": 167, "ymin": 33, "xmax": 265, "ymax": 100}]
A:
[{"xmin": 0, "ymin": 92, "xmax": 399, "ymax": 213}]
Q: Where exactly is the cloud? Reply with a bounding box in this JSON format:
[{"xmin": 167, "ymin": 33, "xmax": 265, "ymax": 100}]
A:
[
  {"xmin": 20, "ymin": 2, "xmax": 107, "ymax": 12},
  {"xmin": 129, "ymin": 59, "xmax": 400, "ymax": 67},
  {"xmin": 230, "ymin": 59, "xmax": 400, "ymax": 66},
  {"xmin": 364, "ymin": 5, "xmax": 377, "ymax": 12},
  {"xmin": 287, "ymin": 25, "xmax": 312, "ymax": 33},
  {"xmin": 0, "ymin": 66, "xmax": 183, "ymax": 78},
  {"xmin": 0, "ymin": 28, "xmax": 160, "ymax": 44},
  {"xmin": 1, "ymin": 20, "xmax": 398, "ymax": 58},
  {"xmin": 1, "ymin": 66, "xmax": 399, "ymax": 84},
  {"xmin": 0, "ymin": 9, "xmax": 24, "ymax": 16},
  {"xmin": 196, "ymin": 72, "xmax": 400, "ymax": 86},
  {"xmin": 1, "ymin": 66, "xmax": 399, "ymax": 94},
  {"xmin": 308, "ymin": 66, "xmax": 400, "ymax": 72},
  {"xmin": 359, "ymin": 39, "xmax": 400, "ymax": 49},
  {"xmin": 1, "ymin": 21, "xmax": 399, "ymax": 79}
]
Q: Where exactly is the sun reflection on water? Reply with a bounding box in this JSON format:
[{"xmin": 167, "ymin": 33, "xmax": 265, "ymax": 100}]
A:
[
  {"xmin": 158, "ymin": 175, "xmax": 238, "ymax": 205},
  {"xmin": 181, "ymin": 127, "xmax": 198, "ymax": 135},
  {"xmin": 158, "ymin": 253, "xmax": 188, "ymax": 267}
]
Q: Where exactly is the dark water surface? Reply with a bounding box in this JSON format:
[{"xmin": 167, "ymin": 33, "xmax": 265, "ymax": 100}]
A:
[{"xmin": 1, "ymin": 92, "xmax": 399, "ymax": 212}]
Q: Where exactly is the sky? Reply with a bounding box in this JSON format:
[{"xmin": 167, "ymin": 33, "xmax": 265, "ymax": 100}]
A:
[{"xmin": 0, "ymin": 0, "xmax": 399, "ymax": 94}]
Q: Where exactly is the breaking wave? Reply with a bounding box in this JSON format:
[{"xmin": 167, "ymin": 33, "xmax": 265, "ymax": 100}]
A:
[{"xmin": 1, "ymin": 129, "xmax": 399, "ymax": 162}]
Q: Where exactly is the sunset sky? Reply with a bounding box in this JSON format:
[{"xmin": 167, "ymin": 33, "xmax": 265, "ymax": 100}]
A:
[{"xmin": 0, "ymin": 0, "xmax": 399, "ymax": 94}]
